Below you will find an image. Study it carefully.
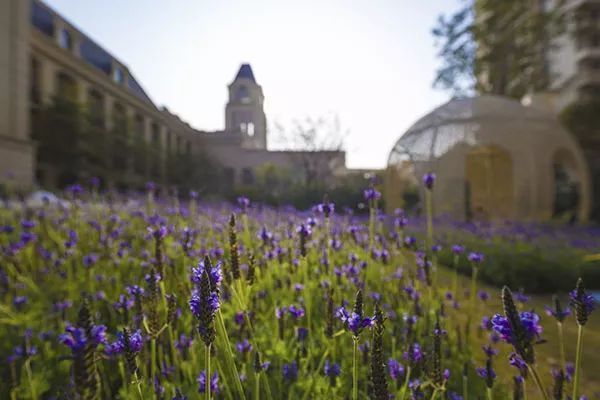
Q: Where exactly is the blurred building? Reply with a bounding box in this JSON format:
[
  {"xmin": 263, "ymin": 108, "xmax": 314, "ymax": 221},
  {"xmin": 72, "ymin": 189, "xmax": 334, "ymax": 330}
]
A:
[
  {"xmin": 0, "ymin": 0, "xmax": 346, "ymax": 191},
  {"xmin": 531, "ymin": 0, "xmax": 600, "ymax": 222},
  {"xmin": 385, "ymin": 95, "xmax": 591, "ymax": 222}
]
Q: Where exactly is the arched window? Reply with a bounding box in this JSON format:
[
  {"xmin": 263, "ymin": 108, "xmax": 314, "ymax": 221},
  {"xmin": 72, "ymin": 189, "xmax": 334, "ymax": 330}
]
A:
[{"xmin": 235, "ymin": 85, "xmax": 250, "ymax": 103}]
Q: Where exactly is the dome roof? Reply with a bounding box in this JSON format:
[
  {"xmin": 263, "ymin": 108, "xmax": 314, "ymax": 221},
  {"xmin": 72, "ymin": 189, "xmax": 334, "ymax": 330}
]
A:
[
  {"xmin": 389, "ymin": 95, "xmax": 565, "ymax": 164},
  {"xmin": 385, "ymin": 94, "xmax": 591, "ymax": 222}
]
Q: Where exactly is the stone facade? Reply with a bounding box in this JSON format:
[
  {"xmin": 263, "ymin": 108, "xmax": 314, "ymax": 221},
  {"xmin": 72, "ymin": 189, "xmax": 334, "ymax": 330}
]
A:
[
  {"xmin": 0, "ymin": 0, "xmax": 36, "ymax": 188},
  {"xmin": 528, "ymin": 0, "xmax": 600, "ymax": 112},
  {"xmin": 0, "ymin": 0, "xmax": 347, "ymax": 190}
]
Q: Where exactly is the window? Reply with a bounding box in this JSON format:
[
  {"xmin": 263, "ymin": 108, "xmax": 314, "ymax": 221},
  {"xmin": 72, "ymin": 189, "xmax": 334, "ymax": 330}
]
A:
[
  {"xmin": 133, "ymin": 114, "xmax": 146, "ymax": 175},
  {"xmin": 242, "ymin": 168, "xmax": 254, "ymax": 185},
  {"xmin": 88, "ymin": 89, "xmax": 105, "ymax": 128},
  {"xmin": 239, "ymin": 121, "xmax": 255, "ymax": 136},
  {"xmin": 58, "ymin": 28, "xmax": 72, "ymax": 50},
  {"xmin": 56, "ymin": 72, "xmax": 78, "ymax": 102},
  {"xmin": 151, "ymin": 123, "xmax": 160, "ymax": 147},
  {"xmin": 113, "ymin": 67, "xmax": 124, "ymax": 84},
  {"xmin": 236, "ymin": 85, "xmax": 250, "ymax": 103},
  {"xmin": 30, "ymin": 58, "xmax": 41, "ymax": 106}
]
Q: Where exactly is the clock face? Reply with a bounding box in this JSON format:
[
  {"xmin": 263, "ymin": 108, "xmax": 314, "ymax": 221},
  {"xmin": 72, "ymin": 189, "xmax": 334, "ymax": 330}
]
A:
[{"xmin": 236, "ymin": 86, "xmax": 250, "ymax": 103}]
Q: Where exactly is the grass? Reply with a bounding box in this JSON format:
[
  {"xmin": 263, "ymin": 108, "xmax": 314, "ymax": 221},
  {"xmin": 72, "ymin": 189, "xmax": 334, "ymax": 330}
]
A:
[{"xmin": 438, "ymin": 265, "xmax": 600, "ymax": 396}]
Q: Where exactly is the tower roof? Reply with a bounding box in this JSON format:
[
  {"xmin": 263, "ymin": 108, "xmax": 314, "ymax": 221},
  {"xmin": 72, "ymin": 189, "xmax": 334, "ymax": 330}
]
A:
[{"xmin": 234, "ymin": 64, "xmax": 256, "ymax": 82}]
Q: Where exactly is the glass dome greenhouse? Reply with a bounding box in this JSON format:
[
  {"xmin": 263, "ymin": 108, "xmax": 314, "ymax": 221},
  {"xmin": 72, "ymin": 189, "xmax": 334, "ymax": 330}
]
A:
[{"xmin": 385, "ymin": 95, "xmax": 591, "ymax": 222}]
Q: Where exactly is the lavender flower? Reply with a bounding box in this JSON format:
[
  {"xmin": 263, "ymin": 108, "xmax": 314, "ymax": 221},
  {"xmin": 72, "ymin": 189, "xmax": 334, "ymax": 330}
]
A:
[
  {"xmin": 364, "ymin": 187, "xmax": 381, "ymax": 201},
  {"xmin": 189, "ymin": 269, "xmax": 220, "ymax": 346},
  {"xmin": 422, "ymin": 172, "xmax": 436, "ymax": 190},
  {"xmin": 105, "ymin": 329, "xmax": 143, "ymax": 356},
  {"xmin": 476, "ymin": 360, "xmax": 496, "ymax": 388},
  {"xmin": 388, "ymin": 358, "xmax": 404, "ymax": 381},
  {"xmin": 288, "ymin": 305, "xmax": 305, "ymax": 320},
  {"xmin": 191, "ymin": 258, "xmax": 223, "ymax": 290},
  {"xmin": 495, "ymin": 286, "xmax": 541, "ymax": 364},
  {"xmin": 545, "ymin": 295, "xmax": 570, "ymax": 323},
  {"xmin": 82, "ymin": 253, "xmax": 99, "ymax": 268},
  {"xmin": 236, "ymin": 339, "xmax": 253, "ymax": 354},
  {"xmin": 282, "ymin": 362, "xmax": 298, "ymax": 381},
  {"xmin": 324, "ymin": 360, "xmax": 340, "ymax": 387},
  {"xmin": 197, "ymin": 370, "xmax": 219, "ymax": 394},
  {"xmin": 451, "ymin": 245, "xmax": 465, "ymax": 255},
  {"xmin": 316, "ymin": 201, "xmax": 335, "ymax": 217},
  {"xmin": 570, "ymin": 278, "xmax": 596, "ymax": 326},
  {"xmin": 468, "ymin": 252, "xmax": 484, "ymax": 264}
]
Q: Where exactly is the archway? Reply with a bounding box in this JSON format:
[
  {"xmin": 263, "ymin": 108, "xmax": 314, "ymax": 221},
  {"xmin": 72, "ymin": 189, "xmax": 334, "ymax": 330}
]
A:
[{"xmin": 465, "ymin": 145, "xmax": 514, "ymax": 221}]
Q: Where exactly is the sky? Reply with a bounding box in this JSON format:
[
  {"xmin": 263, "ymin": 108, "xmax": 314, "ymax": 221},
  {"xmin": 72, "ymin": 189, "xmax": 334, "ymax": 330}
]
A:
[{"xmin": 44, "ymin": 0, "xmax": 459, "ymax": 169}]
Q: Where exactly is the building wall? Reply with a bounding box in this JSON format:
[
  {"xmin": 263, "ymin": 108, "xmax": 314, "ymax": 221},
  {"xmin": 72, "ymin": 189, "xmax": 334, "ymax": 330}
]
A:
[
  {"xmin": 535, "ymin": 0, "xmax": 600, "ymax": 113},
  {"xmin": 26, "ymin": 0, "xmax": 194, "ymax": 188},
  {"xmin": 0, "ymin": 0, "xmax": 347, "ymax": 192},
  {"xmin": 0, "ymin": 0, "xmax": 36, "ymax": 187}
]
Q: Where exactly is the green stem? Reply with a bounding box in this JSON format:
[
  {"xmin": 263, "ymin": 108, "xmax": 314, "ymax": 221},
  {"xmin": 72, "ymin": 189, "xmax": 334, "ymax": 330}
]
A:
[
  {"xmin": 452, "ymin": 254, "xmax": 459, "ymax": 296},
  {"xmin": 425, "ymin": 189, "xmax": 433, "ymax": 250},
  {"xmin": 400, "ymin": 366, "xmax": 411, "ymax": 400},
  {"xmin": 216, "ymin": 310, "xmax": 246, "ymax": 400},
  {"xmin": 527, "ymin": 364, "xmax": 549, "ymax": 400},
  {"xmin": 368, "ymin": 200, "xmax": 376, "ymax": 250},
  {"xmin": 254, "ymin": 370, "xmax": 260, "ymax": 400},
  {"xmin": 462, "ymin": 372, "xmax": 468, "ymax": 400},
  {"xmin": 353, "ymin": 337, "xmax": 359, "ymax": 400},
  {"xmin": 133, "ymin": 371, "xmax": 144, "ymax": 400},
  {"xmin": 430, "ymin": 388, "xmax": 439, "ymax": 400},
  {"xmin": 150, "ymin": 338, "xmax": 156, "ymax": 393},
  {"xmin": 25, "ymin": 359, "xmax": 37, "ymax": 400},
  {"xmin": 206, "ymin": 343, "xmax": 212, "ymax": 400},
  {"xmin": 572, "ymin": 324, "xmax": 583, "ymax": 400},
  {"xmin": 486, "ymin": 387, "xmax": 493, "ymax": 400},
  {"xmin": 557, "ymin": 322, "xmax": 566, "ymax": 371},
  {"xmin": 470, "ymin": 267, "xmax": 478, "ymax": 312}
]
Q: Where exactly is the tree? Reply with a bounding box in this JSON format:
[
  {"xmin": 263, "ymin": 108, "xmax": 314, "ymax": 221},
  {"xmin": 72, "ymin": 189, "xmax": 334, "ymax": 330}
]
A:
[
  {"xmin": 166, "ymin": 150, "xmax": 224, "ymax": 197},
  {"xmin": 432, "ymin": 0, "xmax": 564, "ymax": 98},
  {"xmin": 272, "ymin": 115, "xmax": 348, "ymax": 187},
  {"xmin": 32, "ymin": 95, "xmax": 85, "ymax": 186}
]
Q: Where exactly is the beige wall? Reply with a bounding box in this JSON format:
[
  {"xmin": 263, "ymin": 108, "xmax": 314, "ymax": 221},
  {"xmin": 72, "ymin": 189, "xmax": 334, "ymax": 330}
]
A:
[
  {"xmin": 28, "ymin": 12, "xmax": 194, "ymax": 187},
  {"xmin": 0, "ymin": 0, "xmax": 35, "ymax": 187}
]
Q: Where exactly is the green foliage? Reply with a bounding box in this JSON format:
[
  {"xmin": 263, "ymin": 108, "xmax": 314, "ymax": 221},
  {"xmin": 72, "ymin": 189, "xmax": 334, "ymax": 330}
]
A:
[
  {"xmin": 432, "ymin": 0, "xmax": 563, "ymax": 98},
  {"xmin": 436, "ymin": 234, "xmax": 600, "ymax": 293},
  {"xmin": 234, "ymin": 169, "xmax": 380, "ymax": 212},
  {"xmin": 0, "ymin": 191, "xmax": 598, "ymax": 398},
  {"xmin": 31, "ymin": 95, "xmax": 225, "ymax": 192}
]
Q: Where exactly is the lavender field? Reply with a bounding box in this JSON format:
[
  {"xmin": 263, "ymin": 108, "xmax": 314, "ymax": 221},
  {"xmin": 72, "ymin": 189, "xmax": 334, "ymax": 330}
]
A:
[{"xmin": 0, "ymin": 180, "xmax": 598, "ymax": 399}]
